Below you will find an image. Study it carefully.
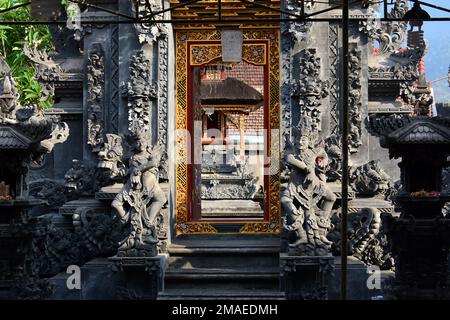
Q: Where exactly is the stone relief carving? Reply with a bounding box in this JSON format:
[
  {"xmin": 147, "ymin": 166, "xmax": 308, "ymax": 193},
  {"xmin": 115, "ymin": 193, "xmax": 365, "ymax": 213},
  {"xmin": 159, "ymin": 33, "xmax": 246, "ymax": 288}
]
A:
[
  {"xmin": 328, "ymin": 24, "xmax": 340, "ymax": 135},
  {"xmin": 280, "ymin": 1, "xmax": 316, "ymax": 153},
  {"xmin": 134, "ymin": 0, "xmax": 168, "ymax": 45},
  {"xmin": 348, "ymin": 47, "xmax": 362, "ymax": 153},
  {"xmin": 360, "ymin": 0, "xmax": 409, "ymax": 54},
  {"xmin": 110, "ymin": 25, "xmax": 120, "ymax": 133},
  {"xmin": 10, "ymin": 270, "xmax": 54, "ymax": 300},
  {"xmin": 368, "ymin": 48, "xmax": 421, "ymax": 82},
  {"xmin": 157, "ymin": 35, "xmax": 169, "ymax": 180},
  {"xmin": 201, "ymin": 178, "xmax": 259, "ymax": 200},
  {"xmin": 97, "ymin": 133, "xmax": 127, "ymax": 183},
  {"xmin": 281, "ymin": 0, "xmax": 312, "ymax": 45},
  {"xmin": 365, "ymin": 113, "xmax": 413, "ymax": 137},
  {"xmin": 349, "ymin": 160, "xmax": 391, "ymax": 197},
  {"xmin": 0, "ymin": 59, "xmax": 74, "ymax": 297},
  {"xmin": 131, "ymin": 0, "xmax": 169, "ymax": 180},
  {"xmin": 107, "ymin": 48, "xmax": 169, "ymax": 257},
  {"xmin": 23, "ymin": 43, "xmax": 63, "ymax": 101},
  {"xmin": 29, "ymin": 179, "xmax": 67, "ymax": 208},
  {"xmin": 281, "ymin": 116, "xmax": 337, "ymax": 256},
  {"xmin": 122, "ymin": 50, "xmax": 157, "ymax": 139},
  {"xmin": 87, "ymin": 44, "xmax": 105, "ymax": 151},
  {"xmin": 15, "ymin": 214, "xmax": 84, "ymax": 277},
  {"xmin": 64, "ymin": 159, "xmax": 105, "ymax": 198},
  {"xmin": 324, "ymin": 134, "xmax": 343, "ymax": 182},
  {"xmin": 345, "ymin": 208, "xmax": 381, "ymax": 257},
  {"xmin": 72, "ymin": 207, "xmax": 124, "ymax": 258},
  {"xmin": 154, "ymin": 207, "xmax": 169, "ymax": 254},
  {"xmin": 111, "ymin": 139, "xmax": 167, "ymax": 257},
  {"xmin": 328, "ymin": 208, "xmax": 394, "ymax": 270},
  {"xmin": 292, "ymin": 48, "xmax": 329, "ymax": 134},
  {"xmin": 369, "ymin": 63, "xmax": 419, "ymax": 82}
]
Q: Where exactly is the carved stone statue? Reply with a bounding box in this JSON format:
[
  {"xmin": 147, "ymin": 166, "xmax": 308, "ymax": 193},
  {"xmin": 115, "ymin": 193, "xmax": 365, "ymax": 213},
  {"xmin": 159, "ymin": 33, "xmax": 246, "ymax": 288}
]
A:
[
  {"xmin": 281, "ymin": 117, "xmax": 337, "ymax": 256},
  {"xmin": 414, "ymin": 92, "xmax": 433, "ymax": 116},
  {"xmin": 0, "ymin": 63, "xmax": 19, "ymax": 120},
  {"xmin": 97, "ymin": 133, "xmax": 126, "ymax": 183},
  {"xmin": 112, "ymin": 136, "xmax": 166, "ymax": 256}
]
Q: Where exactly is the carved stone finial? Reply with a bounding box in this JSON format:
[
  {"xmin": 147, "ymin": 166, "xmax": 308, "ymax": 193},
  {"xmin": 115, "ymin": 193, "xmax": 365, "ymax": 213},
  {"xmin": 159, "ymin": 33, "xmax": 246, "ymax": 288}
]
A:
[
  {"xmin": 0, "ymin": 58, "xmax": 19, "ymax": 120},
  {"xmin": 23, "ymin": 42, "xmax": 62, "ymax": 101}
]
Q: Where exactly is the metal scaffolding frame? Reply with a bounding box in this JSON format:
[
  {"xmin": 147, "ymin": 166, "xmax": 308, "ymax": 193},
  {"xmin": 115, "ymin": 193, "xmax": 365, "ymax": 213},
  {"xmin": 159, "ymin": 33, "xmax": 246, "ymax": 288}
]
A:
[
  {"xmin": 1, "ymin": 0, "xmax": 450, "ymax": 300},
  {"xmin": 1, "ymin": 0, "xmax": 450, "ymax": 24}
]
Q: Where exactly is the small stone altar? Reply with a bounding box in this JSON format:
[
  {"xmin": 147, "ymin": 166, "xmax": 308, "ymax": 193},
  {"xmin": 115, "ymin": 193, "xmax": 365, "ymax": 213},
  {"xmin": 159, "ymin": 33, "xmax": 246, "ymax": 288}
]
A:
[
  {"xmin": 0, "ymin": 58, "xmax": 69, "ymax": 299},
  {"xmin": 367, "ymin": 115, "xmax": 450, "ymax": 299}
]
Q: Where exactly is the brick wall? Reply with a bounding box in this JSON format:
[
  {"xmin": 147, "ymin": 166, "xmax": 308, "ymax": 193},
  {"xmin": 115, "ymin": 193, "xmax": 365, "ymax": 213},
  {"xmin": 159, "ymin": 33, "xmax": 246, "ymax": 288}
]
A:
[
  {"xmin": 224, "ymin": 62, "xmax": 265, "ymax": 136},
  {"xmin": 224, "ymin": 61, "xmax": 264, "ymax": 94}
]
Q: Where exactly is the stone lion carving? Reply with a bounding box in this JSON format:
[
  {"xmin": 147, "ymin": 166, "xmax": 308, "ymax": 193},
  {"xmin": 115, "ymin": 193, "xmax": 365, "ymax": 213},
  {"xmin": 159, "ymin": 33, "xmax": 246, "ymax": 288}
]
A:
[
  {"xmin": 112, "ymin": 136, "xmax": 167, "ymax": 256},
  {"xmin": 281, "ymin": 117, "xmax": 337, "ymax": 256}
]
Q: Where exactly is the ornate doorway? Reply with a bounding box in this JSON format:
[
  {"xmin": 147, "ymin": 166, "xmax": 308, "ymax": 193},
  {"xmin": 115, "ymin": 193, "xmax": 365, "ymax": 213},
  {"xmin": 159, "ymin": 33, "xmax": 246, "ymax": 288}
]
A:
[{"xmin": 174, "ymin": 29, "xmax": 280, "ymax": 234}]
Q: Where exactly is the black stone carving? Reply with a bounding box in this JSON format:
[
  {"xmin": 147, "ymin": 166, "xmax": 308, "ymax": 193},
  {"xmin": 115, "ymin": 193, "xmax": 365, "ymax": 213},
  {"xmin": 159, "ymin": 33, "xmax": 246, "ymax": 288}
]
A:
[{"xmin": 86, "ymin": 44, "xmax": 105, "ymax": 151}]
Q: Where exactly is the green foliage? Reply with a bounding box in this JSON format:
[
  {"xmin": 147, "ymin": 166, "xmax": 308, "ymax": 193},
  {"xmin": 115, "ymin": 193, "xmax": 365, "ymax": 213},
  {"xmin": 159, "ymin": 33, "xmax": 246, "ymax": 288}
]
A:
[
  {"xmin": 61, "ymin": 0, "xmax": 70, "ymax": 8},
  {"xmin": 0, "ymin": 0, "xmax": 56, "ymax": 109}
]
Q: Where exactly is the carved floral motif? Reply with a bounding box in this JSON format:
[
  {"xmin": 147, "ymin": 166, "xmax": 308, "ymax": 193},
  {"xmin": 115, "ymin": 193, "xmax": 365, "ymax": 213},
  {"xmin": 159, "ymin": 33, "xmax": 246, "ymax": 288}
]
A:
[
  {"xmin": 292, "ymin": 48, "xmax": 329, "ymax": 134},
  {"xmin": 123, "ymin": 50, "xmax": 156, "ymax": 139},
  {"xmin": 348, "ymin": 47, "xmax": 363, "ymax": 153},
  {"xmin": 360, "ymin": 0, "xmax": 409, "ymax": 54},
  {"xmin": 86, "ymin": 44, "xmax": 105, "ymax": 151}
]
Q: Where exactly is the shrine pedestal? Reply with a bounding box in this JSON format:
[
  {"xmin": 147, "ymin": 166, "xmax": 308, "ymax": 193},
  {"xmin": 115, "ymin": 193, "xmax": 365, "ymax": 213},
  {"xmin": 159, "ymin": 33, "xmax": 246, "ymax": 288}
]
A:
[
  {"xmin": 109, "ymin": 255, "xmax": 168, "ymax": 299},
  {"xmin": 280, "ymin": 254, "xmax": 334, "ymax": 300}
]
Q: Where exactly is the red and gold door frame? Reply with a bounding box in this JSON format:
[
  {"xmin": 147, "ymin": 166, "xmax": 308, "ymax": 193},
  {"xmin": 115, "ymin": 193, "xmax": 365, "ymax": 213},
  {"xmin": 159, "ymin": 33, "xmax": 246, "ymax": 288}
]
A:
[{"xmin": 174, "ymin": 29, "xmax": 280, "ymax": 234}]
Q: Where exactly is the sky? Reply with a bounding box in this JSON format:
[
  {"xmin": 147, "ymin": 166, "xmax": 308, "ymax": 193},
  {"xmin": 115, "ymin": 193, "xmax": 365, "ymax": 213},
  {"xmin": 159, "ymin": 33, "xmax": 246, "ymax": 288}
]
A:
[{"xmin": 408, "ymin": 1, "xmax": 450, "ymax": 103}]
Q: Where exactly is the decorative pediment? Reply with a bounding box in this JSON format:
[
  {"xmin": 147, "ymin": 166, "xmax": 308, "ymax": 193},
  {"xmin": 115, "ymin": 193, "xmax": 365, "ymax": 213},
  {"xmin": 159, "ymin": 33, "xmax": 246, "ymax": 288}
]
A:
[{"xmin": 388, "ymin": 120, "xmax": 450, "ymax": 144}]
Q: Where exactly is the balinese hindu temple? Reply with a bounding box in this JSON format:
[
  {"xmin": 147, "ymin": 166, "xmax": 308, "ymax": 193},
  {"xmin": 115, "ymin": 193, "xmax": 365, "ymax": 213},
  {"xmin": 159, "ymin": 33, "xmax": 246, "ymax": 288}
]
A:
[{"xmin": 0, "ymin": 0, "xmax": 449, "ymax": 300}]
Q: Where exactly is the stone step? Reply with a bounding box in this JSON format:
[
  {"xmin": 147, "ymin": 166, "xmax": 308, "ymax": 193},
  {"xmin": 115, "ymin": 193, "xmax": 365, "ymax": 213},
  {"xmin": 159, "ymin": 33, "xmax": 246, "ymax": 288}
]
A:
[
  {"xmin": 169, "ymin": 240, "xmax": 279, "ymax": 270},
  {"xmin": 158, "ymin": 289, "xmax": 285, "ymax": 300},
  {"xmin": 164, "ymin": 267, "xmax": 279, "ymax": 290},
  {"xmin": 164, "ymin": 237, "xmax": 281, "ymax": 295}
]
